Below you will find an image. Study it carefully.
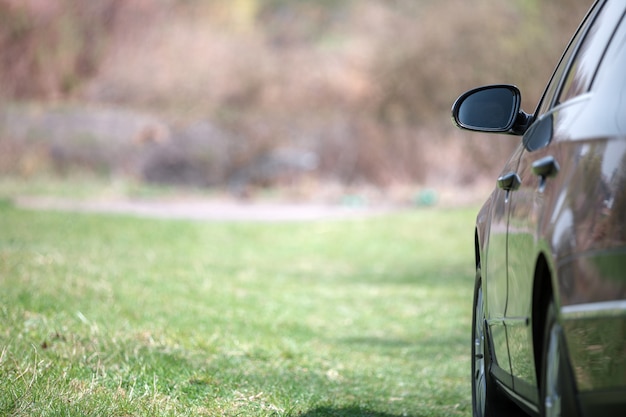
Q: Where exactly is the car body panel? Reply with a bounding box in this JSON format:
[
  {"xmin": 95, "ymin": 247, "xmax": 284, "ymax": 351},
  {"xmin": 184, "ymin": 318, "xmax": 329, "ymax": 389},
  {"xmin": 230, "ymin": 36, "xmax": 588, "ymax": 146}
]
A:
[
  {"xmin": 483, "ymin": 150, "xmax": 522, "ymax": 377},
  {"xmin": 509, "ymin": 0, "xmax": 626, "ymax": 398}
]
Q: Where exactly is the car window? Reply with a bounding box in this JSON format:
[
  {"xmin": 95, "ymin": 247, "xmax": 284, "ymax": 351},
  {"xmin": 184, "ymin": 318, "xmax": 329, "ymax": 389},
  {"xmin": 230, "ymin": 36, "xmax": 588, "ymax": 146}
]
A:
[
  {"xmin": 536, "ymin": 23, "xmax": 587, "ymax": 116},
  {"xmin": 536, "ymin": 1, "xmax": 605, "ymax": 116},
  {"xmin": 557, "ymin": 3, "xmax": 621, "ymax": 104}
]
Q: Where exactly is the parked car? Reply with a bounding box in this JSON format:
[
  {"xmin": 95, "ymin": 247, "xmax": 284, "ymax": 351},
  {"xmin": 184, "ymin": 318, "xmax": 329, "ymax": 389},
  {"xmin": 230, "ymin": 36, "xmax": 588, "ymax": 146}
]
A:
[{"xmin": 451, "ymin": 1, "xmax": 626, "ymax": 416}]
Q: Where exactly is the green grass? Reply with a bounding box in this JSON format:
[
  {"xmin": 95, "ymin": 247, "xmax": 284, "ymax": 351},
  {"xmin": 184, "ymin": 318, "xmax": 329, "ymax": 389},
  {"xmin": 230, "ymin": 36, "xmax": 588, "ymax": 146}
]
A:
[{"xmin": 0, "ymin": 200, "xmax": 477, "ymax": 416}]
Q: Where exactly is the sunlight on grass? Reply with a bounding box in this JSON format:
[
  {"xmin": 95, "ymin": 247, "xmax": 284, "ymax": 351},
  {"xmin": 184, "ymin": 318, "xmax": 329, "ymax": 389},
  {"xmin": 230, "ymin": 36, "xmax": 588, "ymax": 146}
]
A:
[{"xmin": 0, "ymin": 203, "xmax": 477, "ymax": 416}]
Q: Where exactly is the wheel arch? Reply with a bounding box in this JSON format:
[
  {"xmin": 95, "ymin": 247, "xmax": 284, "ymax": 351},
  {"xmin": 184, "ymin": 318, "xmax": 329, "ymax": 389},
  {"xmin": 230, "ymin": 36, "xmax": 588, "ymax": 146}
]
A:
[{"xmin": 531, "ymin": 253, "xmax": 554, "ymax": 389}]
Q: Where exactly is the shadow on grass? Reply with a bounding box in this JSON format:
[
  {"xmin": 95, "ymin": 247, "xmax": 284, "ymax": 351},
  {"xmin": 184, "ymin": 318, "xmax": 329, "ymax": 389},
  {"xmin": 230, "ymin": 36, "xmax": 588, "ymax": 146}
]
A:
[{"xmin": 297, "ymin": 406, "xmax": 416, "ymax": 417}]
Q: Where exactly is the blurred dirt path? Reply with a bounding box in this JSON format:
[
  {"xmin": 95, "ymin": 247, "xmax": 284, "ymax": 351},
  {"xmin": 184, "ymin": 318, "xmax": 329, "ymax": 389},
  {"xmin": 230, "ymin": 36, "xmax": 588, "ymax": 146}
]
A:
[{"xmin": 13, "ymin": 196, "xmax": 394, "ymax": 222}]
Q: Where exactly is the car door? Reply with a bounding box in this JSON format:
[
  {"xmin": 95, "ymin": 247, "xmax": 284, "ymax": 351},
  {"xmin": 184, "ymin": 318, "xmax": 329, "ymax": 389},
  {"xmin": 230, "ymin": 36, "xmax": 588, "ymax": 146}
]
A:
[
  {"xmin": 482, "ymin": 144, "xmax": 524, "ymax": 385},
  {"xmin": 503, "ymin": 0, "xmax": 622, "ymax": 401}
]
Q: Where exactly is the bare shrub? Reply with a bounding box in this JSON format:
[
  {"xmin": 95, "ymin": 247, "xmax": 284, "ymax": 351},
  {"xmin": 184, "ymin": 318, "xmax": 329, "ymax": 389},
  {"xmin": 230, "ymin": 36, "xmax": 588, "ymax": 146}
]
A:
[
  {"xmin": 0, "ymin": 0, "xmax": 124, "ymax": 99},
  {"xmin": 0, "ymin": 0, "xmax": 594, "ymax": 192}
]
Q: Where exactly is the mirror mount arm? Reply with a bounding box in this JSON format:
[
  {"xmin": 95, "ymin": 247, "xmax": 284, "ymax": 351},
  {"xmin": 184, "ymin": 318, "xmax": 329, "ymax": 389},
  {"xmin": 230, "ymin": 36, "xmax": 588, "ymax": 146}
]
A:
[{"xmin": 509, "ymin": 111, "xmax": 533, "ymax": 136}]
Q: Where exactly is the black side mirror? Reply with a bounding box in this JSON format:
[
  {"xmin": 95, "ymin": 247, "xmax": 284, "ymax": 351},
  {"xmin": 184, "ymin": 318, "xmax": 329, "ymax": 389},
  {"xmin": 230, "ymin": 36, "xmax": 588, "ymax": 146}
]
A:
[{"xmin": 452, "ymin": 85, "xmax": 528, "ymax": 135}]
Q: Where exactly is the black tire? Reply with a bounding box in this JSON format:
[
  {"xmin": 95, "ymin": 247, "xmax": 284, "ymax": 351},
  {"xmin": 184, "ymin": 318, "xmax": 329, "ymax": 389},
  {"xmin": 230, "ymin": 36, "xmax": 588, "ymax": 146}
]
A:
[
  {"xmin": 540, "ymin": 301, "xmax": 579, "ymax": 417},
  {"xmin": 472, "ymin": 268, "xmax": 511, "ymax": 417}
]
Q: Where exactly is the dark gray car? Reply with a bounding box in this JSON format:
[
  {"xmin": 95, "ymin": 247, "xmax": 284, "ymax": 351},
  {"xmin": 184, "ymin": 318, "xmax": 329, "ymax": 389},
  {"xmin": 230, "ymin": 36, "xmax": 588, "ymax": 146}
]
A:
[{"xmin": 451, "ymin": 1, "xmax": 626, "ymax": 416}]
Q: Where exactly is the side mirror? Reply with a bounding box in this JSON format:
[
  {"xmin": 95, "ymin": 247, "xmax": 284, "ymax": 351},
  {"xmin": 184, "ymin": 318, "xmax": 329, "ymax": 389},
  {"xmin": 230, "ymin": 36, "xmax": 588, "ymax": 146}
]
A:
[{"xmin": 452, "ymin": 85, "xmax": 527, "ymax": 134}]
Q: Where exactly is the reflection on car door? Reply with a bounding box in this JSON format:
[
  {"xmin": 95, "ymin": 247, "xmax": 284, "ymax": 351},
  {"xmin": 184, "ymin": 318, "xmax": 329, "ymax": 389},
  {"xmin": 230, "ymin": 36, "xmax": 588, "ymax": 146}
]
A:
[
  {"xmin": 483, "ymin": 144, "xmax": 524, "ymax": 385},
  {"xmin": 504, "ymin": 121, "xmax": 552, "ymax": 395},
  {"xmin": 503, "ymin": 0, "xmax": 619, "ymax": 399}
]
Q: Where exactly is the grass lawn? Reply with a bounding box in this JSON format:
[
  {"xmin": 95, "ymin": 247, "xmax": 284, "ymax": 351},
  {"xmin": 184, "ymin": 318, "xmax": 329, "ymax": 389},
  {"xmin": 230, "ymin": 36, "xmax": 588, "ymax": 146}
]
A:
[{"xmin": 0, "ymin": 197, "xmax": 477, "ymax": 416}]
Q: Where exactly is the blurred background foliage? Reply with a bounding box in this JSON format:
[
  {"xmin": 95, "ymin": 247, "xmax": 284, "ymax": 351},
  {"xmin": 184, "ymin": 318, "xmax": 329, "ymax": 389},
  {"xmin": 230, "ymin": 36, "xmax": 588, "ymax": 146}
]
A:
[{"xmin": 0, "ymin": 0, "xmax": 591, "ymax": 197}]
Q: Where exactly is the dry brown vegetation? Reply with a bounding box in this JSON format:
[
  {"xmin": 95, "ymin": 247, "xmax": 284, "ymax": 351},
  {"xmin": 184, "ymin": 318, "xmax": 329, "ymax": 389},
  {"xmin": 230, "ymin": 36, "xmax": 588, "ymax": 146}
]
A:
[{"xmin": 0, "ymin": 0, "xmax": 592, "ymax": 197}]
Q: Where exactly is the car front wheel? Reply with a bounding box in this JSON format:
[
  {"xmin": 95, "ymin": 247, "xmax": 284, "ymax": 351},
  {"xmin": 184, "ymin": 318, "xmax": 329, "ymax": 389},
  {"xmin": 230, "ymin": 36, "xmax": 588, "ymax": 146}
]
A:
[{"xmin": 472, "ymin": 268, "xmax": 511, "ymax": 417}]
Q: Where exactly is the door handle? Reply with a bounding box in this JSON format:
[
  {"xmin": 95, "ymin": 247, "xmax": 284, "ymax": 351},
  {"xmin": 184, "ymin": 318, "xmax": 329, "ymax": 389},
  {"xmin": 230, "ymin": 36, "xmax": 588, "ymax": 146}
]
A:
[
  {"xmin": 497, "ymin": 172, "xmax": 521, "ymax": 191},
  {"xmin": 532, "ymin": 156, "xmax": 559, "ymax": 189},
  {"xmin": 532, "ymin": 156, "xmax": 560, "ymax": 178}
]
